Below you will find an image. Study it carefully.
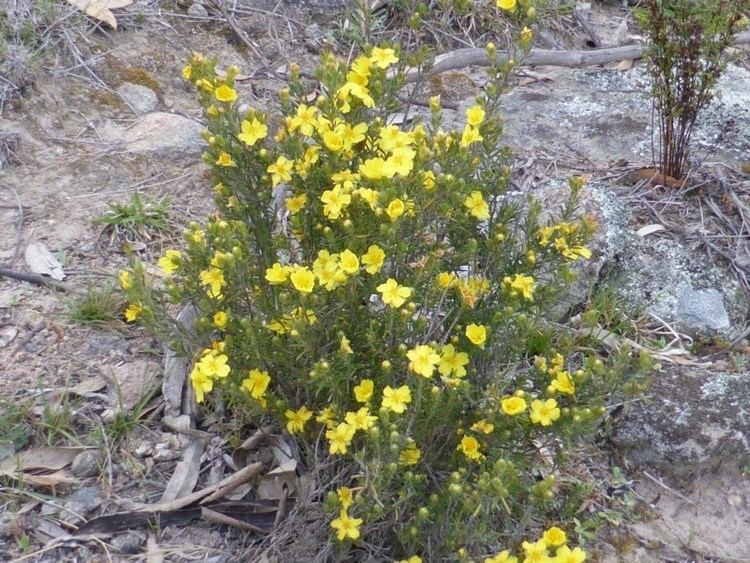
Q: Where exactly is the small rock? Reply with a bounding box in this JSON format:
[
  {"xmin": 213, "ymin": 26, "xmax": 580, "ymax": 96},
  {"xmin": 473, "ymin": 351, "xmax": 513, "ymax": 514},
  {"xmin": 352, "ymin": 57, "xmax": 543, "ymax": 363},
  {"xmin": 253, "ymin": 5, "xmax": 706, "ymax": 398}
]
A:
[
  {"xmin": 675, "ymin": 288, "xmax": 730, "ymax": 333},
  {"xmin": 123, "ymin": 112, "xmax": 204, "ymax": 157},
  {"xmin": 135, "ymin": 444, "xmax": 153, "ymax": 458},
  {"xmin": 153, "ymin": 442, "xmax": 181, "ymax": 462},
  {"xmin": 117, "ymin": 82, "xmax": 158, "ymax": 115},
  {"xmin": 101, "ymin": 359, "xmax": 160, "ymax": 414},
  {"xmin": 61, "ymin": 486, "xmax": 101, "ymax": 524},
  {"xmin": 111, "ymin": 530, "xmax": 146, "ymax": 554},
  {"xmin": 71, "ymin": 449, "xmax": 103, "ymax": 478},
  {"xmin": 187, "ymin": 2, "xmax": 208, "ymax": 17},
  {"xmin": 610, "ymin": 366, "xmax": 750, "ymax": 477},
  {"xmin": 303, "ymin": 23, "xmax": 325, "ymax": 52}
]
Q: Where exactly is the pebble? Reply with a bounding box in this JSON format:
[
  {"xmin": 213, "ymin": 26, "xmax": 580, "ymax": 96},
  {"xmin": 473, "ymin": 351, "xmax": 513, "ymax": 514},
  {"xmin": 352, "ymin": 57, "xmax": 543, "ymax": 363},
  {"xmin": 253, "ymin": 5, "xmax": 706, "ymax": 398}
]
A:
[{"xmin": 187, "ymin": 3, "xmax": 208, "ymax": 17}]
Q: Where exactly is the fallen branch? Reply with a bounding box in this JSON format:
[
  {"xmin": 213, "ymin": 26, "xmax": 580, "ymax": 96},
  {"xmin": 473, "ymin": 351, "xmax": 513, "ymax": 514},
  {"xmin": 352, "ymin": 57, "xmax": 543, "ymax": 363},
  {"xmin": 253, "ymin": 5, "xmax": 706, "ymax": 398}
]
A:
[
  {"xmin": 403, "ymin": 31, "xmax": 750, "ymax": 83},
  {"xmin": 0, "ymin": 267, "xmax": 75, "ymax": 293},
  {"xmin": 137, "ymin": 462, "xmax": 262, "ymax": 513}
]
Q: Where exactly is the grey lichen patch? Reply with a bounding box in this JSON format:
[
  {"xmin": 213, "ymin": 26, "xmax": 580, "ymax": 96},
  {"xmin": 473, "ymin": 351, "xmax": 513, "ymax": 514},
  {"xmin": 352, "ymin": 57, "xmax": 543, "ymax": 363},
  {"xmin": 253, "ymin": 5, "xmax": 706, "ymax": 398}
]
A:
[
  {"xmin": 610, "ymin": 366, "xmax": 750, "ymax": 477},
  {"xmin": 609, "ymin": 235, "xmax": 747, "ymax": 337},
  {"xmin": 499, "ymin": 63, "xmax": 750, "ymax": 166}
]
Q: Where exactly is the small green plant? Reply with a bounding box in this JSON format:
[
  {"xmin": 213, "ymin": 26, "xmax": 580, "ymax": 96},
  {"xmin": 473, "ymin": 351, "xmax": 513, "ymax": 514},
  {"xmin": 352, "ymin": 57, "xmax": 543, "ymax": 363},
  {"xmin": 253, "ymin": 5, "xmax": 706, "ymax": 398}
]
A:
[
  {"xmin": 65, "ymin": 285, "xmax": 125, "ymax": 328},
  {"xmin": 94, "ymin": 192, "xmax": 171, "ymax": 239},
  {"xmin": 121, "ymin": 2, "xmax": 650, "ymax": 559},
  {"xmin": 104, "ymin": 385, "xmax": 157, "ymax": 444},
  {"xmin": 637, "ymin": 0, "xmax": 749, "ymax": 179},
  {"xmin": 0, "ymin": 399, "xmax": 32, "ymax": 452}
]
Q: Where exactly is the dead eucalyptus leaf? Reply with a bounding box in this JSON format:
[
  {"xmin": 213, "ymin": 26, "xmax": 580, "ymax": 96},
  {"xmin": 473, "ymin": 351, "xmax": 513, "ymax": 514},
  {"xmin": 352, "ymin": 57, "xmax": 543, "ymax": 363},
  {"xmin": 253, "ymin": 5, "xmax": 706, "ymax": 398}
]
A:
[
  {"xmin": 66, "ymin": 0, "xmax": 133, "ymax": 29},
  {"xmin": 636, "ymin": 223, "xmax": 666, "ymax": 237},
  {"xmin": 24, "ymin": 242, "xmax": 65, "ymax": 280},
  {"xmin": 0, "ymin": 446, "xmax": 88, "ymax": 489}
]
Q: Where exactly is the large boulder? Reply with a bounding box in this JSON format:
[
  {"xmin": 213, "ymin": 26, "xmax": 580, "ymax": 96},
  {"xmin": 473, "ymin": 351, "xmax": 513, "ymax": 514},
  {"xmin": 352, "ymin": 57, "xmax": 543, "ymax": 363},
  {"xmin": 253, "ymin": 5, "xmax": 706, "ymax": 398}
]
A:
[
  {"xmin": 123, "ymin": 112, "xmax": 204, "ymax": 157},
  {"xmin": 609, "ymin": 366, "xmax": 750, "ymax": 477}
]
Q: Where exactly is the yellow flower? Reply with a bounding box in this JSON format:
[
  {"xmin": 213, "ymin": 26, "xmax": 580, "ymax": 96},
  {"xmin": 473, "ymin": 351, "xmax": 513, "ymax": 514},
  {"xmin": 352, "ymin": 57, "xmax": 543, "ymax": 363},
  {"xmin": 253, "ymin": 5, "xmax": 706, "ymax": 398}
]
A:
[
  {"xmin": 158, "ymin": 249, "xmax": 181, "ymax": 276},
  {"xmin": 213, "ymin": 311, "xmax": 229, "ymax": 328},
  {"xmin": 316, "ymin": 407, "xmax": 336, "ymax": 428},
  {"xmin": 422, "ymin": 170, "xmax": 436, "ymax": 190},
  {"xmin": 550, "ymin": 371, "xmax": 575, "ymax": 395},
  {"xmin": 339, "ymin": 249, "xmax": 360, "ymax": 274},
  {"xmin": 465, "ymin": 323, "xmax": 487, "ymax": 349},
  {"xmin": 378, "ymin": 124, "xmax": 413, "ymax": 152},
  {"xmin": 471, "ymin": 419, "xmax": 495, "ymax": 434},
  {"xmin": 327, "ymin": 422, "xmax": 356, "ymax": 455},
  {"xmin": 457, "ymin": 435, "xmax": 483, "ymax": 461},
  {"xmin": 338, "ymin": 334, "xmax": 353, "ymax": 355},
  {"xmin": 460, "ymin": 125, "xmax": 483, "ymax": 146},
  {"xmin": 321, "ymin": 186, "xmax": 352, "ymax": 219},
  {"xmin": 562, "ymin": 245, "xmax": 592, "ymax": 261},
  {"xmin": 436, "ymin": 271, "xmax": 456, "ymax": 289},
  {"xmin": 530, "ymin": 398, "xmax": 561, "ymax": 426},
  {"xmin": 190, "ymin": 366, "xmax": 213, "ymax": 403},
  {"xmin": 466, "ymin": 104, "xmax": 486, "ymax": 127},
  {"xmin": 505, "ymin": 273, "xmax": 535, "ymax": 301},
  {"xmin": 399, "ymin": 444, "xmax": 421, "ymax": 465},
  {"xmin": 330, "ymin": 509, "xmax": 362, "ymax": 540},
  {"xmin": 345, "ymin": 407, "xmax": 377, "ymax": 431},
  {"xmin": 323, "ymin": 128, "xmax": 344, "ymax": 152},
  {"xmin": 214, "ymin": 85, "xmax": 237, "ymax": 103},
  {"xmin": 438, "ymin": 344, "xmax": 470, "ymax": 378},
  {"xmin": 542, "ymin": 526, "xmax": 567, "ymax": 548},
  {"xmin": 386, "ymin": 198, "xmax": 406, "ymax": 221},
  {"xmin": 196, "ymin": 352, "xmax": 231, "ymax": 379},
  {"xmin": 237, "ymin": 118, "xmax": 268, "ymax": 146},
  {"xmin": 181, "ymin": 65, "xmax": 192, "ymax": 80},
  {"xmin": 501, "ymin": 396, "xmax": 527, "ymax": 416},
  {"xmin": 242, "ymin": 368, "xmax": 271, "ymax": 400},
  {"xmin": 341, "ymin": 122, "xmax": 368, "ymax": 149},
  {"xmin": 521, "ymin": 539, "xmax": 551, "ymax": 563},
  {"xmin": 359, "ymin": 157, "xmax": 387, "ymax": 180},
  {"xmin": 355, "ymin": 187, "xmax": 379, "ymax": 210},
  {"xmin": 290, "ymin": 104, "xmax": 318, "ymax": 136},
  {"xmin": 216, "ymin": 152, "xmax": 235, "ymax": 167},
  {"xmin": 337, "ymin": 486, "xmax": 354, "ymax": 509},
  {"xmin": 361, "ymin": 245, "xmax": 385, "ymax": 274},
  {"xmin": 196, "ymin": 78, "xmax": 213, "ymax": 92},
  {"xmin": 484, "ymin": 550, "xmax": 518, "ymax": 563},
  {"xmin": 338, "ymin": 81, "xmax": 374, "ymax": 108},
  {"xmin": 290, "ymin": 267, "xmax": 315, "ymax": 293},
  {"xmin": 285, "ymin": 406, "xmax": 313, "ymax": 434},
  {"xmin": 353, "ymin": 379, "xmax": 374, "ymax": 403},
  {"xmin": 369, "ymin": 46, "xmax": 398, "ymax": 68},
  {"xmin": 188, "ymin": 228, "xmax": 205, "ymax": 244},
  {"xmin": 124, "ymin": 302, "xmax": 143, "ymax": 322},
  {"xmin": 348, "ymin": 56, "xmax": 371, "ymax": 84},
  {"xmin": 265, "ymin": 263, "xmax": 290, "ymax": 284},
  {"xmin": 381, "ymin": 385, "xmax": 411, "ymax": 413},
  {"xmin": 520, "ymin": 26, "xmax": 533, "ymax": 46},
  {"xmin": 285, "ymin": 193, "xmax": 307, "ymax": 214},
  {"xmin": 376, "ymin": 278, "xmax": 412, "ymax": 308},
  {"xmin": 118, "ymin": 270, "xmax": 133, "ymax": 290},
  {"xmin": 400, "ymin": 557, "xmax": 423, "ymax": 563},
  {"xmin": 554, "ymin": 545, "xmax": 587, "ymax": 563},
  {"xmin": 384, "ymin": 147, "xmax": 415, "ymax": 177},
  {"xmin": 313, "ymin": 251, "xmax": 347, "ymax": 290},
  {"xmin": 407, "ymin": 344, "xmax": 441, "ymax": 378},
  {"xmin": 496, "ymin": 0, "xmax": 517, "ymax": 11},
  {"xmin": 464, "ymin": 191, "xmax": 490, "ymax": 219},
  {"xmin": 268, "ymin": 156, "xmax": 293, "ymax": 186},
  {"xmin": 200, "ymin": 268, "xmax": 226, "ymax": 297}
]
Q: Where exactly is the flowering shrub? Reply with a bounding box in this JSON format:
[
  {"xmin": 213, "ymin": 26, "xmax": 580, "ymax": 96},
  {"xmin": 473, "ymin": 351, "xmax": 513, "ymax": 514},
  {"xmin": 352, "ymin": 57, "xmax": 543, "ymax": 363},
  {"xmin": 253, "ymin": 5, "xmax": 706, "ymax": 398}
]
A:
[{"xmin": 120, "ymin": 6, "xmax": 649, "ymax": 559}]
